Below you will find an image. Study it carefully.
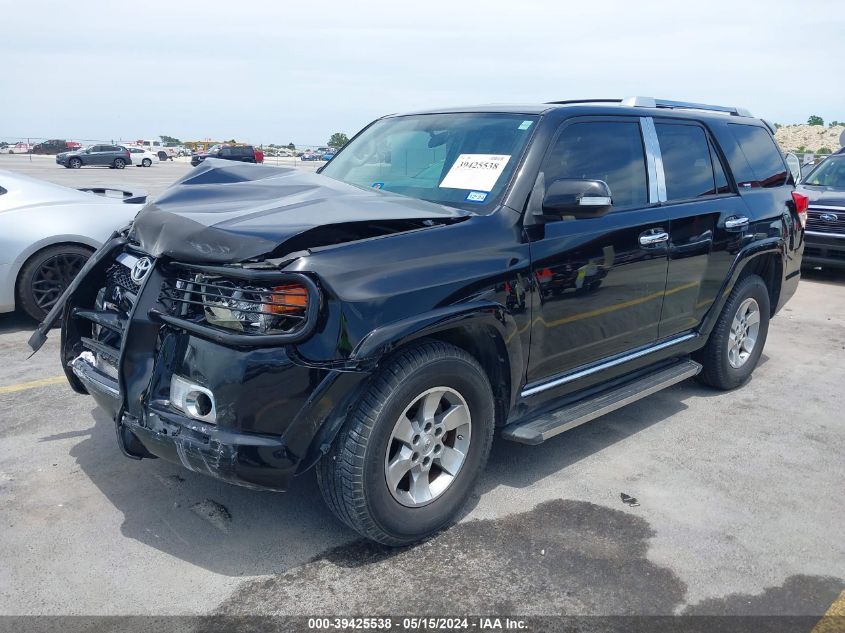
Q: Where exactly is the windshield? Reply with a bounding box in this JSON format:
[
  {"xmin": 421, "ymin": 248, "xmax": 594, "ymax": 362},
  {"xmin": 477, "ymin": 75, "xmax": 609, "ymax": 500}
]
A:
[
  {"xmin": 322, "ymin": 113, "xmax": 538, "ymax": 211},
  {"xmin": 802, "ymin": 157, "xmax": 845, "ymax": 188}
]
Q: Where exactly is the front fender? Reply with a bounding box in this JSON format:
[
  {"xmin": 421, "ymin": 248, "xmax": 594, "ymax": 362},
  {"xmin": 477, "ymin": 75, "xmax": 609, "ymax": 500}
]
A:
[{"xmin": 296, "ymin": 301, "xmax": 527, "ymax": 472}]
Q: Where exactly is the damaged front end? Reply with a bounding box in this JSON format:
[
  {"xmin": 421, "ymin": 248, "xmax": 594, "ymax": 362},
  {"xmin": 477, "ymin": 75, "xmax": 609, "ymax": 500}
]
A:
[
  {"xmin": 50, "ymin": 241, "xmax": 332, "ymax": 490},
  {"xmin": 28, "ymin": 161, "xmax": 471, "ymax": 491}
]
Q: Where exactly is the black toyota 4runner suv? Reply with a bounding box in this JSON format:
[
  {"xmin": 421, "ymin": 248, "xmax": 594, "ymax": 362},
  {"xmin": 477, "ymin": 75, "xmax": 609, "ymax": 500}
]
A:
[{"xmin": 31, "ymin": 97, "xmax": 805, "ymax": 545}]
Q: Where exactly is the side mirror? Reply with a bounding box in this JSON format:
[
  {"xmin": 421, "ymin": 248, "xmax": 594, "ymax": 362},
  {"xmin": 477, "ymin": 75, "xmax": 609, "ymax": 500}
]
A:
[
  {"xmin": 784, "ymin": 152, "xmax": 801, "ymax": 183},
  {"xmin": 541, "ymin": 178, "xmax": 613, "ymax": 219}
]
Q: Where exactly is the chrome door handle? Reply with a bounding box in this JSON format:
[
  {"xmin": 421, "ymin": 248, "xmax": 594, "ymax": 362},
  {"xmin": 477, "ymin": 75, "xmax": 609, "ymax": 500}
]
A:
[
  {"xmin": 639, "ymin": 231, "xmax": 669, "ymax": 246},
  {"xmin": 725, "ymin": 216, "xmax": 749, "ymax": 229}
]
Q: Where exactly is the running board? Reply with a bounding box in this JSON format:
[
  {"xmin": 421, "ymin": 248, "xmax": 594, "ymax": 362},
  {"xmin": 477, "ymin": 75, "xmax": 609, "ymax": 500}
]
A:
[{"xmin": 502, "ymin": 360, "xmax": 702, "ymax": 445}]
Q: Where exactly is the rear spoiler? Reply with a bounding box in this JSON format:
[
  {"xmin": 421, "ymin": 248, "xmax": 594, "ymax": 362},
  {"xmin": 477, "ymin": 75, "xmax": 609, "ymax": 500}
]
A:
[{"xmin": 76, "ymin": 186, "xmax": 147, "ymax": 205}]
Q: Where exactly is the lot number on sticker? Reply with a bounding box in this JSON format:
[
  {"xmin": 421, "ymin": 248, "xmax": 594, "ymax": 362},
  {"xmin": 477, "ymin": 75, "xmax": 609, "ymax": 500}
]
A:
[{"xmin": 439, "ymin": 154, "xmax": 511, "ymax": 192}]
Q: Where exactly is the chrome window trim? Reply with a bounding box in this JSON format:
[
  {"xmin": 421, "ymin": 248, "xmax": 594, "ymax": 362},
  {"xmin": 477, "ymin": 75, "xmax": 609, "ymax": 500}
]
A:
[
  {"xmin": 521, "ymin": 332, "xmax": 697, "ymax": 398},
  {"xmin": 640, "ymin": 117, "xmax": 667, "ymax": 203}
]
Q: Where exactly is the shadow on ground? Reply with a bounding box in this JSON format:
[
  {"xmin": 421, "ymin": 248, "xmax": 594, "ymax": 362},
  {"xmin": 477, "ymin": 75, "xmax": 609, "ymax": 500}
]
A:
[
  {"xmin": 213, "ymin": 497, "xmax": 843, "ymax": 617},
  {"xmin": 0, "ymin": 311, "xmax": 36, "ymax": 335},
  {"xmin": 61, "ymin": 377, "xmax": 710, "ymax": 578},
  {"xmin": 801, "ymin": 267, "xmax": 845, "ymax": 287}
]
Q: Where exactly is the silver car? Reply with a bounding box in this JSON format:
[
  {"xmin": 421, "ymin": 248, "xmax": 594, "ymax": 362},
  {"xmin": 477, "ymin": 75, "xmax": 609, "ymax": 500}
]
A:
[{"xmin": 0, "ymin": 170, "xmax": 145, "ymax": 320}]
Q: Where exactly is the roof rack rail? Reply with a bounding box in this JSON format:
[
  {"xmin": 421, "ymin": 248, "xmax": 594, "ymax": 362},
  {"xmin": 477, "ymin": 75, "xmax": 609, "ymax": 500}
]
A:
[
  {"xmin": 621, "ymin": 96, "xmax": 753, "ymax": 117},
  {"xmin": 545, "ymin": 97, "xmax": 753, "ymax": 118},
  {"xmin": 545, "ymin": 99, "xmax": 623, "ymax": 105}
]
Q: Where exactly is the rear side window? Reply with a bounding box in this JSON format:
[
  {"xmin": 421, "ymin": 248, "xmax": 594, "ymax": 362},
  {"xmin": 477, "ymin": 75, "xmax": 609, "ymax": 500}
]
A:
[
  {"xmin": 543, "ymin": 120, "xmax": 649, "ymax": 208},
  {"xmin": 728, "ymin": 124, "xmax": 788, "ymax": 188},
  {"xmin": 655, "ymin": 123, "xmax": 717, "ymax": 200}
]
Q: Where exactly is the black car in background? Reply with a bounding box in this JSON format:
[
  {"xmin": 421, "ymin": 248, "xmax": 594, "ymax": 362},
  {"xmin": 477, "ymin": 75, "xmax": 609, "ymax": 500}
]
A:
[
  {"xmin": 32, "ymin": 139, "xmax": 82, "ymax": 155},
  {"xmin": 798, "ymin": 154, "xmax": 845, "ymax": 268},
  {"xmin": 191, "ymin": 144, "xmax": 257, "ymax": 167},
  {"xmin": 56, "ymin": 145, "xmax": 132, "ymax": 169},
  {"xmin": 34, "ymin": 97, "xmax": 805, "ymax": 546}
]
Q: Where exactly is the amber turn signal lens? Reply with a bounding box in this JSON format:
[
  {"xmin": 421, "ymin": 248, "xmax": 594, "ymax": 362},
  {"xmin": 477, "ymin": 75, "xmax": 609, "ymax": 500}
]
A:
[{"xmin": 264, "ymin": 283, "xmax": 308, "ymax": 314}]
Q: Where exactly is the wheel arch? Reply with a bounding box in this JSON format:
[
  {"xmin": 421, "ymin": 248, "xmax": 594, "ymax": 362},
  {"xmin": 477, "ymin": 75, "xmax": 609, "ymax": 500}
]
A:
[
  {"xmin": 296, "ymin": 303, "xmax": 524, "ymax": 474},
  {"xmin": 13, "ymin": 239, "xmax": 98, "ymax": 302},
  {"xmin": 699, "ymin": 239, "xmax": 784, "ymax": 339},
  {"xmin": 737, "ymin": 251, "xmax": 782, "ymax": 317}
]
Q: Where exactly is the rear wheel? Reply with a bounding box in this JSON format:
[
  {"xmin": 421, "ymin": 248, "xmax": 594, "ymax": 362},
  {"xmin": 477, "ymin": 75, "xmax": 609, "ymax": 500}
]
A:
[
  {"xmin": 696, "ymin": 274, "xmax": 770, "ymax": 390},
  {"xmin": 113, "ymin": 158, "xmax": 126, "ymax": 169},
  {"xmin": 317, "ymin": 340, "xmax": 494, "ymax": 545},
  {"xmin": 17, "ymin": 245, "xmax": 92, "ymax": 321}
]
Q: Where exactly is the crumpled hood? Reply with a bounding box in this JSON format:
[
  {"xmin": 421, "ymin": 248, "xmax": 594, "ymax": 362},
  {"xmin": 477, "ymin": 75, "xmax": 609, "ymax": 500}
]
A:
[
  {"xmin": 796, "ymin": 185, "xmax": 845, "ymax": 207},
  {"xmin": 129, "ymin": 159, "xmax": 468, "ymax": 263}
]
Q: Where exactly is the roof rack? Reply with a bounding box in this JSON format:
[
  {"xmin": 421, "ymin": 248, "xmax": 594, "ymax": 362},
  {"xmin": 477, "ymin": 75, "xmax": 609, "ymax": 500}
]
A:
[{"xmin": 546, "ymin": 97, "xmax": 753, "ymax": 118}]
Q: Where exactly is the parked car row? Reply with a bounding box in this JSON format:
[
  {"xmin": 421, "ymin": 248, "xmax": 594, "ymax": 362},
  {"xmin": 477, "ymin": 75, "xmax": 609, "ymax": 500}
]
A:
[{"xmin": 9, "ymin": 139, "xmax": 84, "ymax": 155}]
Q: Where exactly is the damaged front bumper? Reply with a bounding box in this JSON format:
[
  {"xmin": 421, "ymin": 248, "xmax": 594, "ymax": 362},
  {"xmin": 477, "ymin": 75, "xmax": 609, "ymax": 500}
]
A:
[
  {"xmin": 37, "ymin": 240, "xmax": 364, "ymax": 492},
  {"xmin": 69, "ymin": 352, "xmax": 296, "ymax": 490}
]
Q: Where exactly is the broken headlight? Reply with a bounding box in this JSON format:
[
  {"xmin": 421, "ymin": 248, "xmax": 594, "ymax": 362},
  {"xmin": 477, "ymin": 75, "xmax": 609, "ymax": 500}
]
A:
[{"xmin": 164, "ymin": 274, "xmax": 311, "ymax": 336}]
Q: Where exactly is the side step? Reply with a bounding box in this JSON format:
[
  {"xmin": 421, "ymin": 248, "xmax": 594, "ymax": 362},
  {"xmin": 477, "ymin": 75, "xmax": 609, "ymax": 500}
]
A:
[{"xmin": 502, "ymin": 360, "xmax": 702, "ymax": 445}]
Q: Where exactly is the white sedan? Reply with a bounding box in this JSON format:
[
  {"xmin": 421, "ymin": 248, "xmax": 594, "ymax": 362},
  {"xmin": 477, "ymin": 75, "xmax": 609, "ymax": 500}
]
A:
[
  {"xmin": 124, "ymin": 146, "xmax": 160, "ymax": 167},
  {"xmin": 0, "ymin": 170, "xmax": 146, "ymax": 320}
]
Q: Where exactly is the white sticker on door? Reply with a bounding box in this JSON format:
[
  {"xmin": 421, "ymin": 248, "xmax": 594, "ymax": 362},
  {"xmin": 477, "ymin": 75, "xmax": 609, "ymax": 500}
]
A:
[{"xmin": 439, "ymin": 154, "xmax": 511, "ymax": 192}]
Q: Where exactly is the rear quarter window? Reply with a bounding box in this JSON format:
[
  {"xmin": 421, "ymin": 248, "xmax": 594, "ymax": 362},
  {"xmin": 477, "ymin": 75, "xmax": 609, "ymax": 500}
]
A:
[
  {"xmin": 655, "ymin": 122, "xmax": 717, "ymax": 200},
  {"xmin": 728, "ymin": 124, "xmax": 788, "ymax": 188}
]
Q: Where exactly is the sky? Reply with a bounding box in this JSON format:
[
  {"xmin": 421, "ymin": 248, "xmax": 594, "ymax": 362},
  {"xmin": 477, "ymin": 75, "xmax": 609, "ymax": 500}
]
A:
[{"xmin": 1, "ymin": 0, "xmax": 843, "ymax": 147}]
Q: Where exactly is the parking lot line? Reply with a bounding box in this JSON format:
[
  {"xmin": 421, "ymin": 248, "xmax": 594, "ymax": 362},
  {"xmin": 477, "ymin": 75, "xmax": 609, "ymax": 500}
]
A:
[{"xmin": 0, "ymin": 375, "xmax": 67, "ymax": 395}]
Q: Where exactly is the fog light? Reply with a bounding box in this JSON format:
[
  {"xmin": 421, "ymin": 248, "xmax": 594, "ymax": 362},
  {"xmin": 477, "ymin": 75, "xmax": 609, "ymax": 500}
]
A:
[{"xmin": 170, "ymin": 374, "xmax": 217, "ymax": 423}]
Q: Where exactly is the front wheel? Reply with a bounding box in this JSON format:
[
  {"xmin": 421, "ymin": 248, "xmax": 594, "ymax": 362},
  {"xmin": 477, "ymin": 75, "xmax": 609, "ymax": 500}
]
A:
[
  {"xmin": 68, "ymin": 157, "xmax": 82, "ymax": 169},
  {"xmin": 142, "ymin": 158, "xmax": 152, "ymax": 167},
  {"xmin": 317, "ymin": 340, "xmax": 494, "ymax": 545},
  {"xmin": 696, "ymin": 274, "xmax": 770, "ymax": 390}
]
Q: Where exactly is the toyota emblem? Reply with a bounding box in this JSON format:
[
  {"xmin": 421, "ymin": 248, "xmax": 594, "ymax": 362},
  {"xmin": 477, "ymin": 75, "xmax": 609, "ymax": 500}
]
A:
[
  {"xmin": 820, "ymin": 213, "xmax": 839, "ymax": 223},
  {"xmin": 130, "ymin": 257, "xmax": 153, "ymax": 285}
]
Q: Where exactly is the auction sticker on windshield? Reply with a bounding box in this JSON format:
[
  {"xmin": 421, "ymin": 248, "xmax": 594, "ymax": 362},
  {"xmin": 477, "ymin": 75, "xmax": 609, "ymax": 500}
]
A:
[{"xmin": 439, "ymin": 154, "xmax": 511, "ymax": 192}]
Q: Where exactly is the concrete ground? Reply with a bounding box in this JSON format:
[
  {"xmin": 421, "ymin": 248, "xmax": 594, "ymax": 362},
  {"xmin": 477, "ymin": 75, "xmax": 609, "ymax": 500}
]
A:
[{"xmin": 0, "ymin": 156, "xmax": 843, "ymax": 619}]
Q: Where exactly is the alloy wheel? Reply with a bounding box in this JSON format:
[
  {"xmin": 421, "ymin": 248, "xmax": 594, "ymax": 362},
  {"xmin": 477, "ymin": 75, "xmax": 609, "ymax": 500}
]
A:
[
  {"xmin": 728, "ymin": 297, "xmax": 761, "ymax": 368},
  {"xmin": 384, "ymin": 387, "xmax": 472, "ymax": 507},
  {"xmin": 30, "ymin": 253, "xmax": 87, "ymax": 313}
]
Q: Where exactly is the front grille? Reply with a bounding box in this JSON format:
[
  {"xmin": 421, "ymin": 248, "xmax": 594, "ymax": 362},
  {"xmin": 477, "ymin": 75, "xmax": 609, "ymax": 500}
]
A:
[
  {"xmin": 806, "ymin": 208, "xmax": 845, "ymax": 235},
  {"xmin": 157, "ymin": 264, "xmax": 315, "ymax": 339}
]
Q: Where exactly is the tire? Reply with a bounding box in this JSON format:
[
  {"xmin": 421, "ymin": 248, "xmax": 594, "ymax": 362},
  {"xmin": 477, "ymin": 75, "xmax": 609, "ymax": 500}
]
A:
[
  {"xmin": 695, "ymin": 274, "xmax": 770, "ymax": 390},
  {"xmin": 69, "ymin": 157, "xmax": 82, "ymax": 169},
  {"xmin": 113, "ymin": 158, "xmax": 126, "ymax": 169},
  {"xmin": 16, "ymin": 244, "xmax": 93, "ymax": 321},
  {"xmin": 142, "ymin": 158, "xmax": 152, "ymax": 167},
  {"xmin": 317, "ymin": 340, "xmax": 495, "ymax": 545}
]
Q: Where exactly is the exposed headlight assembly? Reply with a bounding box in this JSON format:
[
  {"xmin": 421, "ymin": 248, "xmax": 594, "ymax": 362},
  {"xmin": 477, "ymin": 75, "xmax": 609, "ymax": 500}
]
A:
[{"xmin": 160, "ymin": 268, "xmax": 318, "ymax": 341}]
